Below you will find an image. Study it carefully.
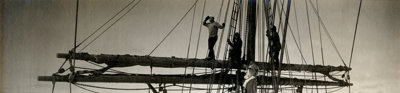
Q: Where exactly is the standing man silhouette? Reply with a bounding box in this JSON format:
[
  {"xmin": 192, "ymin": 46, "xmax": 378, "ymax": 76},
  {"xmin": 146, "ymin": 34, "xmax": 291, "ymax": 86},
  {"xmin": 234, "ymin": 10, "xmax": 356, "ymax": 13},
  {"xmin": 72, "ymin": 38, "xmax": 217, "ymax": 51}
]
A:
[{"xmin": 203, "ymin": 16, "xmax": 225, "ymax": 60}]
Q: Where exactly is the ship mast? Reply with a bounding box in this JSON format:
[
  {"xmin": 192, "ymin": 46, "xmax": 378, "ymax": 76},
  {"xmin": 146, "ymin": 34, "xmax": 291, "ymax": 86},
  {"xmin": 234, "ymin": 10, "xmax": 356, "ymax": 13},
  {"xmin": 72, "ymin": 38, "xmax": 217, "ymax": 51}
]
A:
[{"xmin": 246, "ymin": 0, "xmax": 256, "ymax": 62}]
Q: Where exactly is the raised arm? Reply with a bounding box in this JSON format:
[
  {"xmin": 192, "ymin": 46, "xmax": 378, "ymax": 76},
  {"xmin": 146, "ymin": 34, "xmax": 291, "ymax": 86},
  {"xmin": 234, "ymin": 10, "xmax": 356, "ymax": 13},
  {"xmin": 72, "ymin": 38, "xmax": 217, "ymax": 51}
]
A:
[{"xmin": 203, "ymin": 16, "xmax": 210, "ymax": 26}]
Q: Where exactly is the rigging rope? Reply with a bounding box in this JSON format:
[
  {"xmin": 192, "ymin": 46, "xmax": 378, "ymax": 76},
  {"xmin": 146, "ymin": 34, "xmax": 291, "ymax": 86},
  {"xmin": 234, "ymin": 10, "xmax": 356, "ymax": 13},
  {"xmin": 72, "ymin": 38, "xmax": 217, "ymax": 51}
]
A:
[
  {"xmin": 84, "ymin": 61, "xmax": 132, "ymax": 75},
  {"xmin": 182, "ymin": 0, "xmax": 197, "ymax": 92},
  {"xmin": 74, "ymin": 84, "xmax": 99, "ymax": 93},
  {"xmin": 278, "ymin": 6, "xmax": 309, "ymax": 65},
  {"xmin": 349, "ymin": 0, "xmax": 362, "ymax": 68},
  {"xmin": 75, "ymin": 83, "xmax": 174, "ymax": 90},
  {"xmin": 286, "ymin": 17, "xmax": 310, "ymax": 93},
  {"xmin": 273, "ymin": 8, "xmax": 313, "ymax": 93},
  {"xmin": 56, "ymin": 59, "xmax": 68, "ymax": 74},
  {"xmin": 327, "ymin": 87, "xmax": 344, "ymax": 93},
  {"xmin": 215, "ymin": 0, "xmax": 231, "ymax": 60},
  {"xmin": 149, "ymin": 64, "xmax": 153, "ymax": 93},
  {"xmin": 293, "ymin": 0, "xmax": 300, "ymax": 51},
  {"xmin": 186, "ymin": 0, "xmax": 197, "ymax": 60},
  {"xmin": 262, "ymin": 1, "xmax": 271, "ymax": 92},
  {"xmin": 268, "ymin": 0, "xmax": 279, "ymax": 92},
  {"xmin": 73, "ymin": 66, "xmax": 137, "ymax": 75},
  {"xmin": 79, "ymin": 0, "xmax": 141, "ymax": 52},
  {"xmin": 308, "ymin": 0, "xmax": 347, "ymax": 67},
  {"xmin": 217, "ymin": 0, "xmax": 225, "ymax": 22},
  {"xmin": 148, "ymin": 0, "xmax": 199, "ymax": 55},
  {"xmin": 348, "ymin": 1, "xmax": 362, "ymax": 93},
  {"xmin": 190, "ymin": 0, "xmax": 207, "ymax": 92},
  {"xmin": 53, "ymin": 1, "xmax": 139, "ymax": 92},
  {"xmin": 276, "ymin": 0, "xmax": 285, "ymax": 33},
  {"xmin": 75, "ymin": 0, "xmax": 136, "ymax": 51},
  {"xmin": 175, "ymin": 84, "xmax": 223, "ymax": 90},
  {"xmin": 315, "ymin": 0, "xmax": 328, "ymax": 92},
  {"xmin": 304, "ymin": 0, "xmax": 319, "ymax": 92},
  {"xmin": 284, "ymin": 43, "xmax": 295, "ymax": 93},
  {"xmin": 194, "ymin": 0, "xmax": 206, "ymax": 59},
  {"xmin": 291, "ymin": 0, "xmax": 309, "ymax": 92},
  {"xmin": 277, "ymin": 1, "xmax": 353, "ymax": 92},
  {"xmin": 70, "ymin": 0, "xmax": 80, "ymax": 93},
  {"xmin": 206, "ymin": 64, "xmax": 217, "ymax": 93},
  {"xmin": 291, "ymin": 1, "xmax": 299, "ymax": 92},
  {"xmin": 287, "ymin": 23, "xmax": 312, "ymax": 93}
]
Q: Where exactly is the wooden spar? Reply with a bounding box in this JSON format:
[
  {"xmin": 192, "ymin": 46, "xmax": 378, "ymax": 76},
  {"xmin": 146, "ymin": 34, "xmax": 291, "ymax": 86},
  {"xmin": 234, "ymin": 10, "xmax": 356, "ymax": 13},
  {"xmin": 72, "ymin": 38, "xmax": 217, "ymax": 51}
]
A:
[
  {"xmin": 57, "ymin": 53, "xmax": 351, "ymax": 73},
  {"xmin": 38, "ymin": 74, "xmax": 352, "ymax": 86}
]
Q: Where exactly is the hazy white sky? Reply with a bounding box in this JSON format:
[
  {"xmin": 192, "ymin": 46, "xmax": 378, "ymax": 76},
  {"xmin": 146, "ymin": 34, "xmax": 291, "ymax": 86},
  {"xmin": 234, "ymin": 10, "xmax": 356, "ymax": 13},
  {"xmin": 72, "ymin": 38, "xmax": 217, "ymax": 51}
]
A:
[{"xmin": 2, "ymin": 0, "xmax": 400, "ymax": 93}]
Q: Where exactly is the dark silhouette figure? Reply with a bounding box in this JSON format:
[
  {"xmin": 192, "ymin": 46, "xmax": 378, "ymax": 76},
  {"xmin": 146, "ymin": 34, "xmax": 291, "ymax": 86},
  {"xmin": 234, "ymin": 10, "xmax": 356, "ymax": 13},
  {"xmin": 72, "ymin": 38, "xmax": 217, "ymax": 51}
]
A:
[
  {"xmin": 227, "ymin": 33, "xmax": 244, "ymax": 92},
  {"xmin": 228, "ymin": 33, "xmax": 243, "ymax": 65},
  {"xmin": 267, "ymin": 26, "xmax": 281, "ymax": 68}
]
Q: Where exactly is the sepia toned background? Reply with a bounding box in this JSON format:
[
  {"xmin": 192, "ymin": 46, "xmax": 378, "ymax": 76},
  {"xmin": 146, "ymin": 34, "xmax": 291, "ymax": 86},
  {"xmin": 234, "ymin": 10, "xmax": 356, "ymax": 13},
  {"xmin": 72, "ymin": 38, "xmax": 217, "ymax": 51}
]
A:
[{"xmin": 1, "ymin": 0, "xmax": 400, "ymax": 93}]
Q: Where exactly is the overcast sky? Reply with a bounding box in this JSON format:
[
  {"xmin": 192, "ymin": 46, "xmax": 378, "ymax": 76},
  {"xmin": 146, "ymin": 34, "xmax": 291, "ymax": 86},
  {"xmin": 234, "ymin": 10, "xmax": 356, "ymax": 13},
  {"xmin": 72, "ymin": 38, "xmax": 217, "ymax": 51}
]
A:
[{"xmin": 2, "ymin": 0, "xmax": 400, "ymax": 93}]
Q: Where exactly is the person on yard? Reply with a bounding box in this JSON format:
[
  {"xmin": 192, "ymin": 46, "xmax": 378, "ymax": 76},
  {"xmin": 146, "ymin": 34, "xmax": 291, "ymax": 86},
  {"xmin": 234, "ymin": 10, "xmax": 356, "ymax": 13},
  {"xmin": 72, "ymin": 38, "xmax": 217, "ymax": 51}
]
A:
[
  {"xmin": 267, "ymin": 26, "xmax": 281, "ymax": 68},
  {"xmin": 228, "ymin": 32, "xmax": 243, "ymax": 67},
  {"xmin": 227, "ymin": 32, "xmax": 244, "ymax": 92},
  {"xmin": 203, "ymin": 16, "xmax": 225, "ymax": 60}
]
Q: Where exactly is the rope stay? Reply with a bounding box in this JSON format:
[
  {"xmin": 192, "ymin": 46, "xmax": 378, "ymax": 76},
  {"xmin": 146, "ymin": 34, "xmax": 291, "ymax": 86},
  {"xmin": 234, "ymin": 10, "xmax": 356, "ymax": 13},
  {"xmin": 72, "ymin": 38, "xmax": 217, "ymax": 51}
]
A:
[
  {"xmin": 315, "ymin": 0, "xmax": 328, "ymax": 92},
  {"xmin": 70, "ymin": 0, "xmax": 81, "ymax": 93},
  {"xmin": 349, "ymin": 0, "xmax": 362, "ymax": 67},
  {"xmin": 307, "ymin": 0, "xmax": 347, "ymax": 67},
  {"xmin": 216, "ymin": 0, "xmax": 225, "ymax": 22},
  {"xmin": 75, "ymin": 0, "xmax": 137, "ymax": 52},
  {"xmin": 190, "ymin": 0, "xmax": 207, "ymax": 92},
  {"xmin": 148, "ymin": 0, "xmax": 200, "ymax": 55},
  {"xmin": 74, "ymin": 84, "xmax": 99, "ymax": 93},
  {"xmin": 79, "ymin": 0, "xmax": 141, "ymax": 52},
  {"xmin": 215, "ymin": 0, "xmax": 232, "ymax": 60},
  {"xmin": 275, "ymin": 0, "xmax": 291, "ymax": 92},
  {"xmin": 292, "ymin": 0, "xmax": 309, "ymax": 92},
  {"xmin": 52, "ymin": 2, "xmax": 140, "ymax": 92},
  {"xmin": 75, "ymin": 83, "xmax": 173, "ymax": 91},
  {"xmin": 273, "ymin": 0, "xmax": 349, "ymax": 92},
  {"xmin": 304, "ymin": 0, "xmax": 319, "ymax": 92},
  {"xmin": 348, "ymin": 0, "xmax": 362, "ymax": 93},
  {"xmin": 262, "ymin": 0, "xmax": 273, "ymax": 92},
  {"xmin": 194, "ymin": 0, "xmax": 207, "ymax": 58},
  {"xmin": 182, "ymin": 0, "xmax": 197, "ymax": 92},
  {"xmin": 276, "ymin": 0, "xmax": 285, "ymax": 34}
]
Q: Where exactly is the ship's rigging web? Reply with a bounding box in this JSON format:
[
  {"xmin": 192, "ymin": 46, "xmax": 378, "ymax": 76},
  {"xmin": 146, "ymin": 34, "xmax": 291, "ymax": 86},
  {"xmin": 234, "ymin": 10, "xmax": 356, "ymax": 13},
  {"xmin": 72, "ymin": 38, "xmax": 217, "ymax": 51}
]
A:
[{"xmin": 48, "ymin": 0, "xmax": 363, "ymax": 92}]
